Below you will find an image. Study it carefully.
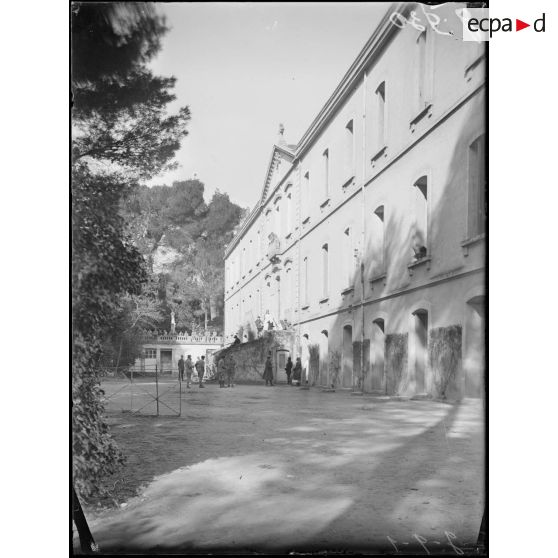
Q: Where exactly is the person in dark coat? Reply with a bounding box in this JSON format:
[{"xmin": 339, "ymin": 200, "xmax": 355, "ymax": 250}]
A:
[
  {"xmin": 178, "ymin": 355, "xmax": 185, "ymax": 382},
  {"xmin": 292, "ymin": 357, "xmax": 302, "ymax": 386},
  {"xmin": 195, "ymin": 355, "xmax": 206, "ymax": 387},
  {"xmin": 185, "ymin": 355, "xmax": 194, "ymax": 388},
  {"xmin": 233, "ymin": 334, "xmax": 241, "ymax": 345},
  {"xmin": 285, "ymin": 356, "xmax": 293, "ymax": 385},
  {"xmin": 217, "ymin": 357, "xmax": 227, "ymax": 388},
  {"xmin": 263, "ymin": 352, "xmax": 274, "ymax": 386}
]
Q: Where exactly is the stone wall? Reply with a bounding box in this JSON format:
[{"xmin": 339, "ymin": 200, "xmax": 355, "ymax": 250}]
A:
[{"xmin": 213, "ymin": 331, "xmax": 295, "ymax": 383}]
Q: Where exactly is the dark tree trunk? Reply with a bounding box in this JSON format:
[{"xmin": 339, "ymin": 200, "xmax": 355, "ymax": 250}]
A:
[{"xmin": 72, "ymin": 485, "xmax": 99, "ymax": 554}]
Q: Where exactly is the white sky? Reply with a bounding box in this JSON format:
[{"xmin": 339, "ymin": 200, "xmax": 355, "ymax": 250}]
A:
[{"xmin": 147, "ymin": 2, "xmax": 389, "ymax": 209}]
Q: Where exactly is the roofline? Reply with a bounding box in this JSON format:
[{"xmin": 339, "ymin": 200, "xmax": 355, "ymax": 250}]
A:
[
  {"xmin": 293, "ymin": 2, "xmax": 411, "ymax": 160},
  {"xmin": 224, "ymin": 2, "xmax": 412, "ymax": 259}
]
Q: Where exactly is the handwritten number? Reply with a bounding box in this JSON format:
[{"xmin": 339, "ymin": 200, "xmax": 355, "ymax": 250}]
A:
[
  {"xmin": 387, "ymin": 536, "xmax": 400, "ymax": 553},
  {"xmin": 408, "ymin": 11, "xmax": 426, "ymax": 32},
  {"xmin": 389, "ymin": 13, "xmax": 407, "ymax": 29},
  {"xmin": 413, "ymin": 534, "xmax": 430, "ymax": 555},
  {"xmin": 445, "ymin": 531, "xmax": 464, "ymax": 556}
]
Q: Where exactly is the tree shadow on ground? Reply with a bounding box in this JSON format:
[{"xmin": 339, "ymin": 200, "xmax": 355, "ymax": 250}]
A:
[{"xmin": 87, "ymin": 394, "xmax": 483, "ymax": 554}]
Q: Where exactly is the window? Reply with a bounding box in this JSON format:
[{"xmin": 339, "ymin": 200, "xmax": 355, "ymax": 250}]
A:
[
  {"xmin": 274, "ymin": 199, "xmax": 281, "ymax": 238},
  {"xmin": 286, "ymin": 191, "xmax": 292, "ymax": 234},
  {"xmin": 412, "ymin": 176, "xmax": 428, "ymax": 259},
  {"xmin": 322, "ymin": 149, "xmax": 329, "ymax": 199},
  {"xmin": 284, "ymin": 263, "xmax": 292, "ymax": 321},
  {"xmin": 344, "ymin": 227, "xmax": 353, "ymax": 287},
  {"xmin": 371, "ymin": 205, "xmax": 386, "ymax": 275},
  {"xmin": 303, "ymin": 256, "xmax": 309, "ymax": 306},
  {"xmin": 303, "ymin": 171, "xmax": 310, "ymax": 220},
  {"xmin": 322, "ymin": 243, "xmax": 329, "ymax": 298},
  {"xmin": 345, "ymin": 120, "xmax": 354, "ymax": 178},
  {"xmin": 468, "ymin": 134, "xmax": 486, "ymax": 238},
  {"xmin": 417, "ymin": 31, "xmax": 427, "ymax": 109},
  {"xmin": 144, "ymin": 348, "xmax": 156, "ymax": 359},
  {"xmin": 414, "ymin": 29, "xmax": 433, "ymax": 114},
  {"xmin": 376, "ymin": 82, "xmax": 386, "ymax": 150},
  {"xmin": 249, "ymin": 239, "xmax": 253, "ymax": 270}
]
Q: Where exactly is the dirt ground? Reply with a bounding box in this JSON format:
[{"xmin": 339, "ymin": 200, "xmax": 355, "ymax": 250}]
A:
[{"xmin": 79, "ymin": 382, "xmax": 485, "ymax": 555}]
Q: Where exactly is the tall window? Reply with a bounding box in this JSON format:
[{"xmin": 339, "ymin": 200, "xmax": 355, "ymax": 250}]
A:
[
  {"xmin": 303, "ymin": 256, "xmax": 309, "ymax": 306},
  {"xmin": 417, "ymin": 30, "xmax": 427, "ymax": 109},
  {"xmin": 303, "ymin": 171, "xmax": 310, "ymax": 220},
  {"xmin": 322, "ymin": 149, "xmax": 329, "ymax": 199},
  {"xmin": 344, "ymin": 227, "xmax": 353, "ymax": 286},
  {"xmin": 322, "ymin": 243, "xmax": 329, "ymax": 298},
  {"xmin": 248, "ymin": 239, "xmax": 255, "ymax": 269},
  {"xmin": 376, "ymin": 82, "xmax": 386, "ymax": 150},
  {"xmin": 468, "ymin": 134, "xmax": 486, "ymax": 237},
  {"xmin": 412, "ymin": 176, "xmax": 428, "ymax": 259},
  {"xmin": 274, "ymin": 198, "xmax": 281, "ymax": 238},
  {"xmin": 286, "ymin": 191, "xmax": 292, "ymax": 234},
  {"xmin": 371, "ymin": 205, "xmax": 386, "ymax": 275},
  {"xmin": 345, "ymin": 120, "xmax": 354, "ymax": 178}
]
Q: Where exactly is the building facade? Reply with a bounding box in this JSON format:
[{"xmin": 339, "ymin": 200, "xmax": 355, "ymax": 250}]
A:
[
  {"xmin": 224, "ymin": 3, "xmax": 486, "ymax": 398},
  {"xmin": 134, "ymin": 330, "xmax": 224, "ymax": 376}
]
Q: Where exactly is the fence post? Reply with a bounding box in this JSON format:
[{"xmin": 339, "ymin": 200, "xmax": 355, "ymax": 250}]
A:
[
  {"xmin": 130, "ymin": 366, "xmax": 134, "ymax": 412},
  {"xmin": 179, "ymin": 372, "xmax": 182, "ymax": 417},
  {"xmin": 155, "ymin": 364, "xmax": 159, "ymax": 416}
]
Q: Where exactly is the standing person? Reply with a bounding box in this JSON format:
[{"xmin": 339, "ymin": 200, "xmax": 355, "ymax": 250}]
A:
[
  {"xmin": 185, "ymin": 355, "xmax": 194, "ymax": 388},
  {"xmin": 178, "ymin": 355, "xmax": 185, "ymax": 382},
  {"xmin": 217, "ymin": 357, "xmax": 226, "ymax": 388},
  {"xmin": 292, "ymin": 357, "xmax": 302, "ymax": 386},
  {"xmin": 263, "ymin": 352, "xmax": 274, "ymax": 386},
  {"xmin": 285, "ymin": 356, "xmax": 293, "ymax": 385},
  {"xmin": 255, "ymin": 316, "xmax": 264, "ymax": 338},
  {"xmin": 195, "ymin": 355, "xmax": 206, "ymax": 388},
  {"xmin": 227, "ymin": 353, "xmax": 236, "ymax": 388}
]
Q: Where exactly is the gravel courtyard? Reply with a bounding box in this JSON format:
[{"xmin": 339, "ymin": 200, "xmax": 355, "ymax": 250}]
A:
[{"xmin": 80, "ymin": 383, "xmax": 485, "ymax": 555}]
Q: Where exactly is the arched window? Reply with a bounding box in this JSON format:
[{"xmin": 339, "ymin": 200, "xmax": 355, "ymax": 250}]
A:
[
  {"xmin": 344, "ymin": 227, "xmax": 353, "ymax": 287},
  {"xmin": 375, "ymin": 82, "xmax": 386, "ymax": 150},
  {"xmin": 320, "ymin": 243, "xmax": 329, "ymax": 298},
  {"xmin": 371, "ymin": 205, "xmax": 386, "ymax": 276},
  {"xmin": 274, "ymin": 197, "xmax": 282, "ymax": 238},
  {"xmin": 416, "ymin": 30, "xmax": 427, "ymax": 109},
  {"xmin": 322, "ymin": 149, "xmax": 329, "ymax": 200},
  {"xmin": 303, "ymin": 171, "xmax": 310, "ymax": 221},
  {"xmin": 412, "ymin": 176, "xmax": 428, "ymax": 259},
  {"xmin": 345, "ymin": 120, "xmax": 354, "ymax": 178},
  {"xmin": 302, "ymin": 256, "xmax": 309, "ymax": 306},
  {"xmin": 411, "ymin": 309, "xmax": 429, "ymax": 394},
  {"xmin": 285, "ymin": 187, "xmax": 292, "ymax": 234}
]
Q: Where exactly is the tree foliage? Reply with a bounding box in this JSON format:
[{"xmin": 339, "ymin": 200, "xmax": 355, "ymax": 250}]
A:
[
  {"xmin": 121, "ymin": 182, "xmax": 244, "ymax": 333},
  {"xmin": 72, "ymin": 2, "xmax": 189, "ymax": 498}
]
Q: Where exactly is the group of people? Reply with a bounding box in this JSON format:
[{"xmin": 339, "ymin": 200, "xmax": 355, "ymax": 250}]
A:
[
  {"xmin": 178, "ymin": 351, "xmax": 304, "ymax": 389},
  {"xmin": 263, "ymin": 352, "xmax": 303, "ymax": 386},
  {"xmin": 216, "ymin": 353, "xmax": 236, "ymax": 388},
  {"xmin": 177, "ymin": 354, "xmax": 206, "ymax": 388}
]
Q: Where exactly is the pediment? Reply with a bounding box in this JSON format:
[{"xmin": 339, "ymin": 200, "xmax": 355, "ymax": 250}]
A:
[{"xmin": 260, "ymin": 144, "xmax": 295, "ymax": 205}]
